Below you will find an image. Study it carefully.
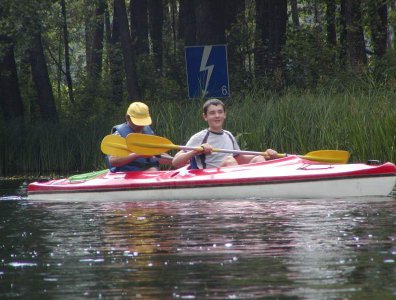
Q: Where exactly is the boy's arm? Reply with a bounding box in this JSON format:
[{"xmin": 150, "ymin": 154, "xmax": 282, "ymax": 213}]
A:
[{"xmin": 172, "ymin": 150, "xmax": 198, "ymax": 168}]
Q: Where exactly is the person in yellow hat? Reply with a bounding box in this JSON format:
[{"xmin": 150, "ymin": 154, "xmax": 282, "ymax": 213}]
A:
[{"xmin": 107, "ymin": 102, "xmax": 172, "ymax": 172}]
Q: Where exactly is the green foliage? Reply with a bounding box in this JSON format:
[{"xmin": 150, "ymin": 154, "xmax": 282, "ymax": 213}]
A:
[
  {"xmin": 1, "ymin": 86, "xmax": 395, "ymax": 176},
  {"xmin": 1, "ymin": 0, "xmax": 396, "ymax": 176},
  {"xmin": 0, "ymin": 0, "xmax": 53, "ymax": 52},
  {"xmin": 0, "ymin": 117, "xmax": 110, "ymax": 176},
  {"xmin": 283, "ymin": 26, "xmax": 338, "ymax": 88},
  {"xmin": 135, "ymin": 54, "xmax": 186, "ymax": 101},
  {"xmin": 372, "ymin": 49, "xmax": 396, "ymax": 85},
  {"xmin": 225, "ymin": 1, "xmax": 256, "ymax": 91}
]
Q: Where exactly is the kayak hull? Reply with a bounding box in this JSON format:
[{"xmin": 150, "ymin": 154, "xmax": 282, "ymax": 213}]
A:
[{"xmin": 28, "ymin": 156, "xmax": 396, "ymax": 202}]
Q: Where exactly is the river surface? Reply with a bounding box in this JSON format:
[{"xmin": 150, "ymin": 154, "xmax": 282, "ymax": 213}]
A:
[{"xmin": 0, "ymin": 179, "xmax": 395, "ymax": 299}]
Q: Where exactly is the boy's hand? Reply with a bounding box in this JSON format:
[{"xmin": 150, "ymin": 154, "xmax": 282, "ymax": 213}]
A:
[
  {"xmin": 200, "ymin": 143, "xmax": 213, "ymax": 154},
  {"xmin": 264, "ymin": 149, "xmax": 278, "ymax": 160}
]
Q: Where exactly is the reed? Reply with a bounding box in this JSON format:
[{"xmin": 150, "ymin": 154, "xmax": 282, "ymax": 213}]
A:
[
  {"xmin": 0, "ymin": 119, "xmax": 111, "ymax": 176},
  {"xmin": 1, "ymin": 87, "xmax": 395, "ymax": 176},
  {"xmin": 153, "ymin": 88, "xmax": 395, "ymax": 164}
]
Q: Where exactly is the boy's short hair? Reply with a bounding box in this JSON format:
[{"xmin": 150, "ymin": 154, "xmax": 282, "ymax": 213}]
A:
[{"xmin": 203, "ymin": 98, "xmax": 225, "ymax": 114}]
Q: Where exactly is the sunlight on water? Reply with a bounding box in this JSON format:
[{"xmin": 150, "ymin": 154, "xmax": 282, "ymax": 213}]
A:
[{"xmin": 0, "ymin": 179, "xmax": 395, "ymax": 298}]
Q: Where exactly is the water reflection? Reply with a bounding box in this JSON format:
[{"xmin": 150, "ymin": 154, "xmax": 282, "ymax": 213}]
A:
[
  {"xmin": 0, "ymin": 179, "xmax": 27, "ymax": 201},
  {"xmin": 281, "ymin": 199, "xmax": 396, "ymax": 299},
  {"xmin": 0, "ymin": 195, "xmax": 395, "ymax": 298}
]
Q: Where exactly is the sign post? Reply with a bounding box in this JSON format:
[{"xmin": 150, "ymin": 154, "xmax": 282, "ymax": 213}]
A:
[{"xmin": 185, "ymin": 45, "xmax": 230, "ymax": 99}]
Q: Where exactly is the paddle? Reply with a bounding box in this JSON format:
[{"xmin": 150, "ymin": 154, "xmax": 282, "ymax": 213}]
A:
[
  {"xmin": 125, "ymin": 133, "xmax": 350, "ymax": 163},
  {"xmin": 100, "ymin": 135, "xmax": 174, "ymax": 161},
  {"xmin": 100, "ymin": 135, "xmax": 130, "ymax": 157}
]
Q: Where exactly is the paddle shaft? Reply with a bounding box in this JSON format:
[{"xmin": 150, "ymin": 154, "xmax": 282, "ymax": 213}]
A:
[
  {"xmin": 130, "ymin": 139, "xmax": 349, "ymax": 163},
  {"xmin": 178, "ymin": 146, "xmax": 343, "ymax": 162},
  {"xmin": 123, "ymin": 133, "xmax": 350, "ymax": 163},
  {"xmin": 176, "ymin": 144, "xmax": 267, "ymax": 156}
]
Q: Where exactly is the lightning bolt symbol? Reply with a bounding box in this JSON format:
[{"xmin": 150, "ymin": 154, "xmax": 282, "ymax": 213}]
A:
[{"xmin": 199, "ymin": 46, "xmax": 214, "ymax": 96}]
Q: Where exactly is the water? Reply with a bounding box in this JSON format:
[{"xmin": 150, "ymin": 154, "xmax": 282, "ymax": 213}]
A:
[{"xmin": 1, "ymin": 180, "xmax": 396, "ymax": 299}]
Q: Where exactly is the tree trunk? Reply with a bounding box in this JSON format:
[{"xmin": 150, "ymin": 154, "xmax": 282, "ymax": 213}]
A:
[
  {"xmin": 195, "ymin": 0, "xmax": 226, "ymax": 45},
  {"xmin": 169, "ymin": 0, "xmax": 177, "ymax": 58},
  {"xmin": 224, "ymin": 0, "xmax": 245, "ymax": 31},
  {"xmin": 29, "ymin": 32, "xmax": 58, "ymax": 122},
  {"xmin": 85, "ymin": 0, "xmax": 93, "ymax": 72},
  {"xmin": 130, "ymin": 0, "xmax": 149, "ymax": 55},
  {"xmin": 326, "ymin": 0, "xmax": 337, "ymax": 46},
  {"xmin": 179, "ymin": 0, "xmax": 196, "ymax": 46},
  {"xmin": 255, "ymin": 0, "xmax": 288, "ymax": 80},
  {"xmin": 60, "ymin": 0, "xmax": 75, "ymax": 104},
  {"xmin": 87, "ymin": 0, "xmax": 105, "ymax": 84},
  {"xmin": 389, "ymin": 1, "xmax": 396, "ymax": 48},
  {"xmin": 106, "ymin": 3, "xmax": 124, "ymax": 104},
  {"xmin": 148, "ymin": 0, "xmax": 163, "ymax": 72},
  {"xmin": 368, "ymin": 0, "xmax": 387, "ymax": 58},
  {"xmin": 290, "ymin": 0, "xmax": 300, "ymax": 29},
  {"xmin": 224, "ymin": 0, "xmax": 245, "ymax": 79},
  {"xmin": 114, "ymin": 0, "xmax": 141, "ymax": 100},
  {"xmin": 340, "ymin": 0, "xmax": 367, "ymax": 67},
  {"xmin": 0, "ymin": 37, "xmax": 24, "ymax": 121}
]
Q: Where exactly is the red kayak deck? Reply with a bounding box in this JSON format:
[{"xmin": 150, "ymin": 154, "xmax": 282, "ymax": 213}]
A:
[{"xmin": 28, "ymin": 156, "xmax": 396, "ymax": 200}]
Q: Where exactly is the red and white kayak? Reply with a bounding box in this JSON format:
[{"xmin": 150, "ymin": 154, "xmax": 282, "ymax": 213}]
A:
[{"xmin": 28, "ymin": 156, "xmax": 396, "ymax": 202}]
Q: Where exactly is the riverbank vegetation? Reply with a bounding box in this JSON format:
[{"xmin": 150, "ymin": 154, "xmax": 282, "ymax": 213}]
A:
[
  {"xmin": 1, "ymin": 84, "xmax": 395, "ymax": 176},
  {"xmin": 1, "ymin": 1, "xmax": 396, "ymax": 176}
]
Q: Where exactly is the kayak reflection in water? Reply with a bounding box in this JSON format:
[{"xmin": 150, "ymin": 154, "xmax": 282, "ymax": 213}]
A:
[
  {"xmin": 172, "ymin": 98, "xmax": 278, "ymax": 169},
  {"xmin": 107, "ymin": 102, "xmax": 173, "ymax": 172}
]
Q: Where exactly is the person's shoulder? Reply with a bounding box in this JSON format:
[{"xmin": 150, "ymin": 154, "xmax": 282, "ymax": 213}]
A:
[
  {"xmin": 190, "ymin": 129, "xmax": 208, "ymax": 138},
  {"xmin": 223, "ymin": 129, "xmax": 235, "ymax": 137},
  {"xmin": 186, "ymin": 129, "xmax": 208, "ymax": 144},
  {"xmin": 111, "ymin": 122, "xmax": 126, "ymax": 134},
  {"xmin": 143, "ymin": 125, "xmax": 155, "ymax": 134}
]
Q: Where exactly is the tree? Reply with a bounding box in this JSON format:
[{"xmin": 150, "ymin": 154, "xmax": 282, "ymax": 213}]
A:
[
  {"xmin": 0, "ymin": 36, "xmax": 24, "ymax": 121},
  {"xmin": 60, "ymin": 0, "xmax": 74, "ymax": 104},
  {"xmin": 0, "ymin": 0, "xmax": 57, "ymax": 121},
  {"xmin": 87, "ymin": 0, "xmax": 105, "ymax": 86},
  {"xmin": 106, "ymin": 2, "xmax": 124, "ymax": 104},
  {"xmin": 1, "ymin": 0, "xmax": 395, "ymax": 128},
  {"xmin": 224, "ymin": 0, "xmax": 246, "ymax": 80},
  {"xmin": 29, "ymin": 31, "xmax": 58, "ymax": 122},
  {"xmin": 194, "ymin": 0, "xmax": 226, "ymax": 45},
  {"xmin": 255, "ymin": 0, "xmax": 288, "ymax": 81},
  {"xmin": 148, "ymin": 0, "xmax": 163, "ymax": 72},
  {"xmin": 130, "ymin": 0, "xmax": 149, "ymax": 56},
  {"xmin": 325, "ymin": 0, "xmax": 337, "ymax": 47},
  {"xmin": 114, "ymin": 0, "xmax": 141, "ymax": 100},
  {"xmin": 290, "ymin": 0, "xmax": 300, "ymax": 29},
  {"xmin": 179, "ymin": 0, "xmax": 196, "ymax": 46},
  {"xmin": 340, "ymin": 0, "xmax": 367, "ymax": 67},
  {"xmin": 368, "ymin": 0, "xmax": 388, "ymax": 58}
]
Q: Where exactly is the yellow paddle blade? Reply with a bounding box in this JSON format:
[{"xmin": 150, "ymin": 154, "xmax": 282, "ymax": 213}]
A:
[
  {"xmin": 302, "ymin": 150, "xmax": 350, "ymax": 163},
  {"xmin": 126, "ymin": 133, "xmax": 179, "ymax": 155},
  {"xmin": 100, "ymin": 135, "xmax": 130, "ymax": 157}
]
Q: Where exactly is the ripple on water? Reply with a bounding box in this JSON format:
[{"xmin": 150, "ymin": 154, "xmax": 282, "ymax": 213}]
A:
[{"xmin": 0, "ymin": 193, "xmax": 395, "ymax": 299}]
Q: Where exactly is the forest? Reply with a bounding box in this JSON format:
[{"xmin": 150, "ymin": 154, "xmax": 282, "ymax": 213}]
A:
[{"xmin": 0, "ymin": 0, "xmax": 395, "ymax": 176}]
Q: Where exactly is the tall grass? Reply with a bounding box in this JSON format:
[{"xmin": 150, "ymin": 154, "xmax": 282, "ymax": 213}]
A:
[
  {"xmin": 153, "ymin": 87, "xmax": 395, "ymax": 163},
  {"xmin": 0, "ymin": 119, "xmax": 111, "ymax": 177},
  {"xmin": 1, "ymin": 87, "xmax": 395, "ymax": 176}
]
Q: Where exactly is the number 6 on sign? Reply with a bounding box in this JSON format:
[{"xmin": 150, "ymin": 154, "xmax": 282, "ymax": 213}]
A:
[{"xmin": 221, "ymin": 85, "xmax": 228, "ymax": 96}]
